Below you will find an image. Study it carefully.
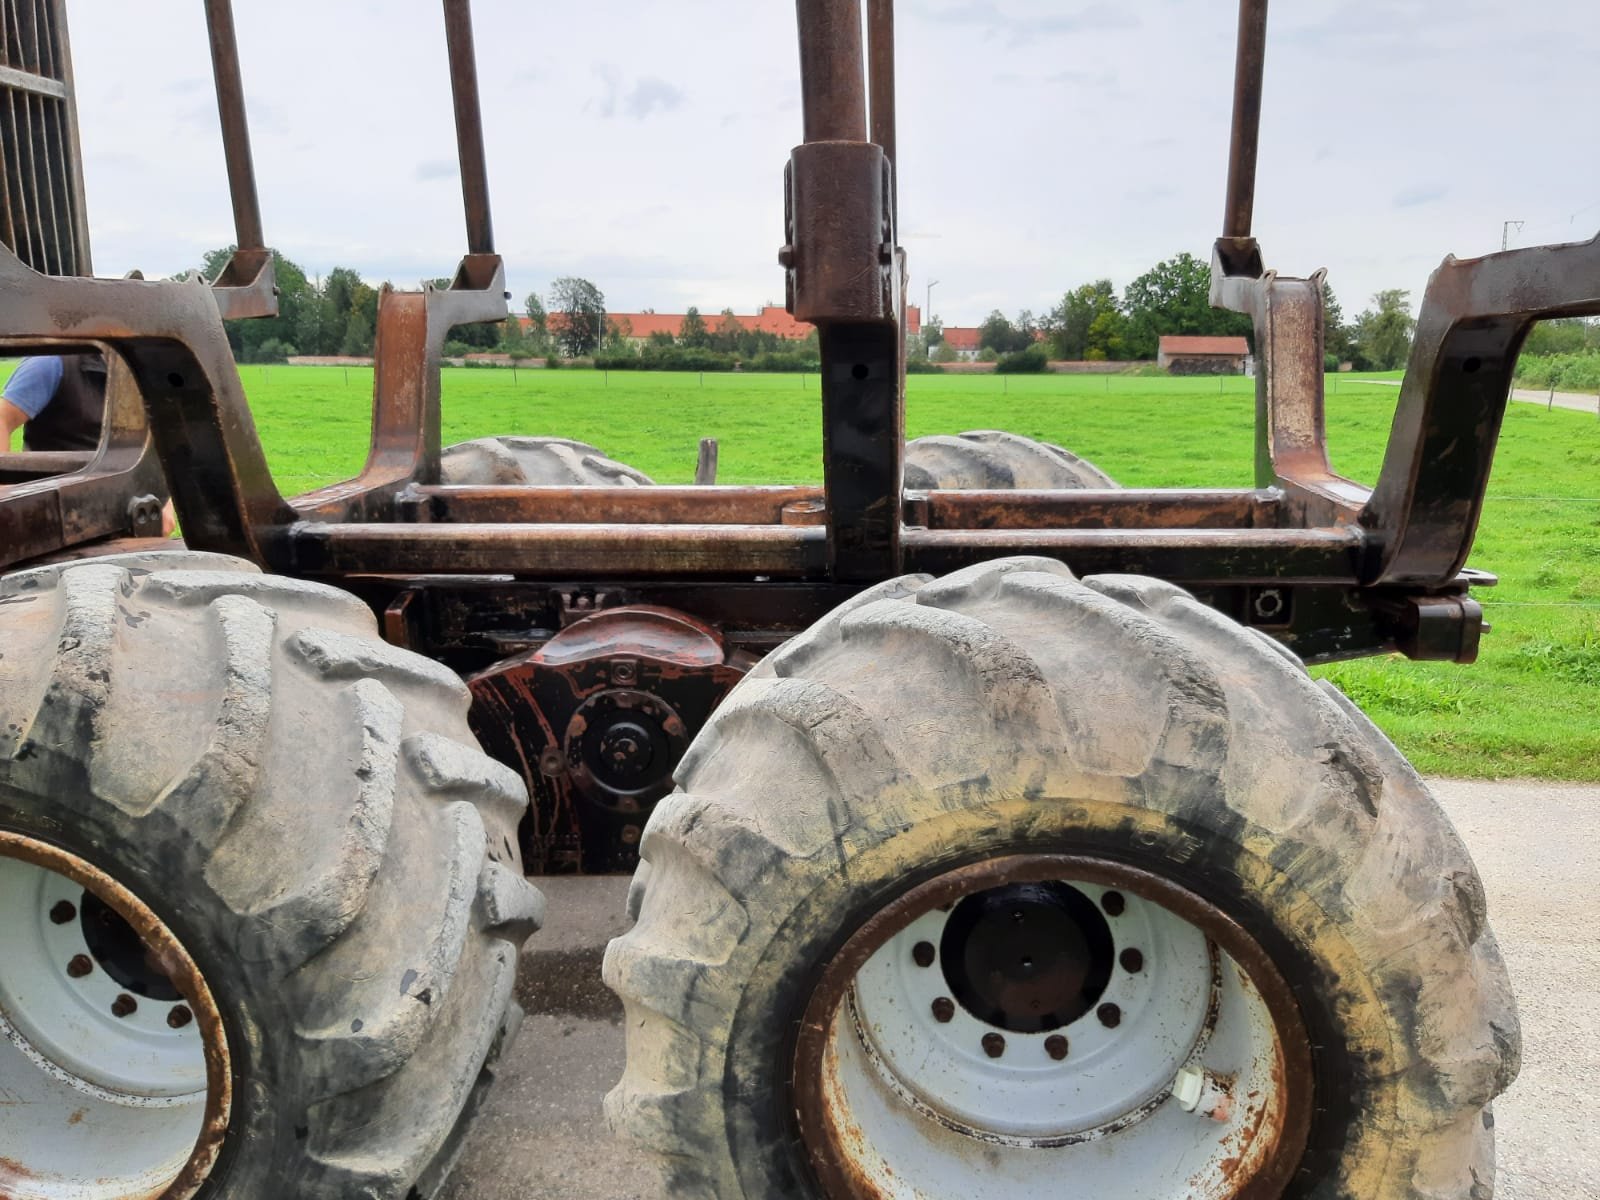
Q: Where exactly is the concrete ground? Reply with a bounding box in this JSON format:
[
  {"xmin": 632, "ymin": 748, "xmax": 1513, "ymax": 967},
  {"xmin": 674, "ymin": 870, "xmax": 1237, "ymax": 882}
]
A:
[
  {"xmin": 442, "ymin": 778, "xmax": 1600, "ymax": 1200},
  {"xmin": 1510, "ymin": 385, "xmax": 1600, "ymax": 416},
  {"xmin": 1359, "ymin": 376, "xmax": 1600, "ymax": 418}
]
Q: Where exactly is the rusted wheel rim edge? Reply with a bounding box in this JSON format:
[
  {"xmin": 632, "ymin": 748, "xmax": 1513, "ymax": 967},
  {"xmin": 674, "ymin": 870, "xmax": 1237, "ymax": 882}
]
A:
[
  {"xmin": 0, "ymin": 829, "xmax": 232, "ymax": 1200},
  {"xmin": 791, "ymin": 853, "xmax": 1313, "ymax": 1200}
]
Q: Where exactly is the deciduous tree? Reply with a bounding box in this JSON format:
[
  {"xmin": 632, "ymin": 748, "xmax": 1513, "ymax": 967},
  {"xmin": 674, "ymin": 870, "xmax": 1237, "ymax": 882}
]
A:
[
  {"xmin": 1352, "ymin": 289, "xmax": 1415, "ymax": 371},
  {"xmin": 1121, "ymin": 251, "xmax": 1250, "ymax": 359},
  {"xmin": 1321, "ymin": 281, "xmax": 1354, "ymax": 366},
  {"xmin": 979, "ymin": 310, "xmax": 1032, "ymax": 355},
  {"xmin": 550, "ymin": 276, "xmax": 606, "ymax": 357},
  {"xmin": 711, "ymin": 308, "xmax": 744, "ymax": 354},
  {"xmin": 679, "ymin": 306, "xmax": 709, "ymax": 349},
  {"xmin": 1046, "ymin": 280, "xmax": 1118, "ymax": 360}
]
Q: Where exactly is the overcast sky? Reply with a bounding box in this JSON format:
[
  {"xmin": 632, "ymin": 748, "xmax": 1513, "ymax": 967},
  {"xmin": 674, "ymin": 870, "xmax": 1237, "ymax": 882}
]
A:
[{"xmin": 65, "ymin": 1, "xmax": 1600, "ymax": 325}]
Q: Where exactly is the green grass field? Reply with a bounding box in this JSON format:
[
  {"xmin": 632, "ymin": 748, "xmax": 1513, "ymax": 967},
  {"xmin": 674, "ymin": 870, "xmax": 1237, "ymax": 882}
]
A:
[{"xmin": 30, "ymin": 362, "xmax": 1600, "ymax": 779}]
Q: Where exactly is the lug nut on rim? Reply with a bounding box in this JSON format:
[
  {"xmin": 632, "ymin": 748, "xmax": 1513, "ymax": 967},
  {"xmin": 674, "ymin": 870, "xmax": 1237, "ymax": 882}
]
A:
[
  {"xmin": 49, "ymin": 899, "xmax": 77, "ymax": 924},
  {"xmin": 167, "ymin": 1005, "xmax": 194, "ymax": 1029},
  {"xmin": 1120, "ymin": 947, "xmax": 1144, "ymax": 973},
  {"xmin": 111, "ymin": 993, "xmax": 138, "ymax": 1019},
  {"xmin": 981, "ymin": 1032, "xmax": 1006, "ymax": 1058},
  {"xmin": 911, "ymin": 941, "xmax": 935, "ymax": 968},
  {"xmin": 1045, "ymin": 1034, "xmax": 1069, "ymax": 1061},
  {"xmin": 1097, "ymin": 1002, "xmax": 1122, "ymax": 1028},
  {"xmin": 931, "ymin": 996, "xmax": 955, "ymax": 1023},
  {"xmin": 66, "ymin": 953, "xmax": 93, "ymax": 978}
]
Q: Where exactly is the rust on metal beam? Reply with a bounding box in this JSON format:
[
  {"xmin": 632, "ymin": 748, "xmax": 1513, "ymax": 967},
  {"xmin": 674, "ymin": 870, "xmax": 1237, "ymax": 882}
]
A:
[
  {"xmin": 1365, "ymin": 231, "xmax": 1600, "ymax": 586},
  {"xmin": 796, "ymin": 0, "xmax": 867, "ymax": 143},
  {"xmin": 866, "ymin": 0, "xmax": 897, "ymax": 220},
  {"xmin": 920, "ymin": 488, "xmax": 1279, "ymax": 531},
  {"xmin": 442, "ymin": 0, "xmax": 494, "ymax": 255},
  {"xmin": 1223, "ymin": 0, "xmax": 1269, "ymax": 240},
  {"xmin": 203, "ymin": 0, "xmax": 263, "ymax": 254},
  {"xmin": 394, "ymin": 484, "xmax": 824, "ymax": 526},
  {"xmin": 289, "ymin": 522, "xmax": 829, "ymax": 578},
  {"xmin": 901, "ymin": 526, "xmax": 1364, "ymax": 584}
]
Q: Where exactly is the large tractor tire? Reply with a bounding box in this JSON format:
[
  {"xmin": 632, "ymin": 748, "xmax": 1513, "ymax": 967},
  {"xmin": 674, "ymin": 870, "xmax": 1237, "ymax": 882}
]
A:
[
  {"xmin": 905, "ymin": 429, "xmax": 1119, "ymax": 489},
  {"xmin": 440, "ymin": 435, "xmax": 653, "ymax": 485},
  {"xmin": 606, "ymin": 557, "xmax": 1517, "ymax": 1199},
  {"xmin": 0, "ymin": 551, "xmax": 544, "ymax": 1200}
]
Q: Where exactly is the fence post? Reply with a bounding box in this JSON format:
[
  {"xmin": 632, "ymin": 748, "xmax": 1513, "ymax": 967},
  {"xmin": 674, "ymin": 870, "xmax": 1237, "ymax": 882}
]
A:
[{"xmin": 1549, "ymin": 383, "xmax": 1557, "ymax": 411}]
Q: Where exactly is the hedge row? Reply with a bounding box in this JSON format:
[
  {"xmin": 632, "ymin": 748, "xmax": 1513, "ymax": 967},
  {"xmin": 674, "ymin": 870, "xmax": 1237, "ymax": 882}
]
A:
[{"xmin": 1515, "ymin": 352, "xmax": 1600, "ymax": 391}]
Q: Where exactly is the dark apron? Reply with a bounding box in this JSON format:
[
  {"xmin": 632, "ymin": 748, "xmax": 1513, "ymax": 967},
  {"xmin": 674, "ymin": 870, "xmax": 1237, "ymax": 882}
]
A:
[{"xmin": 23, "ymin": 354, "xmax": 107, "ymax": 452}]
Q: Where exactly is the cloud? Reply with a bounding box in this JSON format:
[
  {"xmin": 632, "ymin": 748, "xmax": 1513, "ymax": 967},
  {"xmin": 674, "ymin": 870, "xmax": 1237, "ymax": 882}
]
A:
[
  {"xmin": 623, "ymin": 77, "xmax": 684, "ymax": 120},
  {"xmin": 924, "ymin": 2, "xmax": 1139, "ymax": 43},
  {"xmin": 1394, "ymin": 184, "xmax": 1447, "ymax": 208},
  {"xmin": 1123, "ymin": 184, "xmax": 1179, "ymax": 206},
  {"xmin": 588, "ymin": 66, "xmax": 683, "ymax": 120},
  {"xmin": 415, "ymin": 159, "xmax": 457, "ymax": 182}
]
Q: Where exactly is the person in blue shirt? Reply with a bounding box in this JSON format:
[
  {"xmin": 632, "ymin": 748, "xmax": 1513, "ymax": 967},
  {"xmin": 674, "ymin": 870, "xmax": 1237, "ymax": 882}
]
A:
[
  {"xmin": 2, "ymin": 354, "xmax": 105, "ymax": 452},
  {"xmin": 3, "ymin": 353, "xmax": 174, "ymax": 533}
]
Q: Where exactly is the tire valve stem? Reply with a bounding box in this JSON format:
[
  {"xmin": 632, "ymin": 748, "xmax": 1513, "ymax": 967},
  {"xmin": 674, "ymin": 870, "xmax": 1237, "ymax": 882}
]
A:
[{"xmin": 1172, "ymin": 1065, "xmax": 1235, "ymax": 1123}]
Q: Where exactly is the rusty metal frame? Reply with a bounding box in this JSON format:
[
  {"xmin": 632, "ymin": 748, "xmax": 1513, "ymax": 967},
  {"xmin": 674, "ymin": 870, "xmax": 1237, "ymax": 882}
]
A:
[
  {"xmin": 4, "ymin": 0, "xmax": 1598, "ymax": 672},
  {"xmin": 0, "ymin": 0, "xmax": 507, "ymax": 573},
  {"xmin": 202, "ymin": 0, "xmax": 276, "ymax": 320},
  {"xmin": 0, "ymin": 0, "xmax": 91, "ymax": 277}
]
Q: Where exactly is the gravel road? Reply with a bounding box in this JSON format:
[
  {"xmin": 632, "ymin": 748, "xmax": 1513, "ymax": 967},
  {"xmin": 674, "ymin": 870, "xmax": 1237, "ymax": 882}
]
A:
[{"xmin": 442, "ymin": 777, "xmax": 1600, "ymax": 1200}]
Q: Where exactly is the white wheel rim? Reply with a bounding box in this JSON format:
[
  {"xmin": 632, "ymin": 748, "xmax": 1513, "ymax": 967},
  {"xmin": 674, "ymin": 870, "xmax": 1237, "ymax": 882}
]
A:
[
  {"xmin": 0, "ymin": 835, "xmax": 230, "ymax": 1200},
  {"xmin": 848, "ymin": 883, "xmax": 1215, "ymax": 1143},
  {"xmin": 797, "ymin": 858, "xmax": 1309, "ymax": 1200}
]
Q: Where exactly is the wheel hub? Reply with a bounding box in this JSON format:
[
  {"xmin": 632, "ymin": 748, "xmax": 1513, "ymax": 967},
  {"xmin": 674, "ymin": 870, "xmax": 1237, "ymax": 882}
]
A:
[
  {"xmin": 940, "ymin": 881, "xmax": 1113, "ymax": 1033},
  {"xmin": 795, "ymin": 854, "xmax": 1312, "ymax": 1199}
]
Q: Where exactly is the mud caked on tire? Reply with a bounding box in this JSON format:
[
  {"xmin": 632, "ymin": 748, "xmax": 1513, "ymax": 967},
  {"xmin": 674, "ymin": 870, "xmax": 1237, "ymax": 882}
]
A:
[
  {"xmin": 439, "ymin": 435, "xmax": 653, "ymax": 486},
  {"xmin": 904, "ymin": 429, "xmax": 1119, "ymax": 489},
  {"xmin": 606, "ymin": 557, "xmax": 1518, "ymax": 1198},
  {"xmin": 0, "ymin": 551, "xmax": 543, "ymax": 1199}
]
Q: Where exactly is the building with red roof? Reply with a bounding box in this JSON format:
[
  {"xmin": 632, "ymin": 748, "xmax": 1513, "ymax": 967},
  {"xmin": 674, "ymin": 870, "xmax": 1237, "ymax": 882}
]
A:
[
  {"xmin": 1157, "ymin": 335, "xmax": 1250, "ymax": 374},
  {"xmin": 525, "ymin": 305, "xmax": 921, "ymax": 350},
  {"xmin": 939, "ymin": 326, "xmax": 983, "ymax": 360}
]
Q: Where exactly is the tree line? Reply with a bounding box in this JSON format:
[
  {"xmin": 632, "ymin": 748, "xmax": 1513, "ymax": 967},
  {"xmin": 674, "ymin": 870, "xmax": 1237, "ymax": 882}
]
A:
[
  {"xmin": 920, "ymin": 251, "xmax": 1421, "ymax": 372},
  {"xmin": 196, "ymin": 253, "xmax": 816, "ymax": 370},
  {"xmin": 199, "ymin": 245, "xmax": 1426, "ymax": 375},
  {"xmin": 197, "ymin": 246, "xmax": 510, "ymax": 364}
]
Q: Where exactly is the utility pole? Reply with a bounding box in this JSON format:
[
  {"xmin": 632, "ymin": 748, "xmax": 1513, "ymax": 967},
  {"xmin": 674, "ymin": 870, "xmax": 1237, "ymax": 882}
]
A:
[
  {"xmin": 926, "ymin": 279, "xmax": 939, "ymax": 327},
  {"xmin": 1502, "ymin": 220, "xmax": 1524, "ymax": 252}
]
